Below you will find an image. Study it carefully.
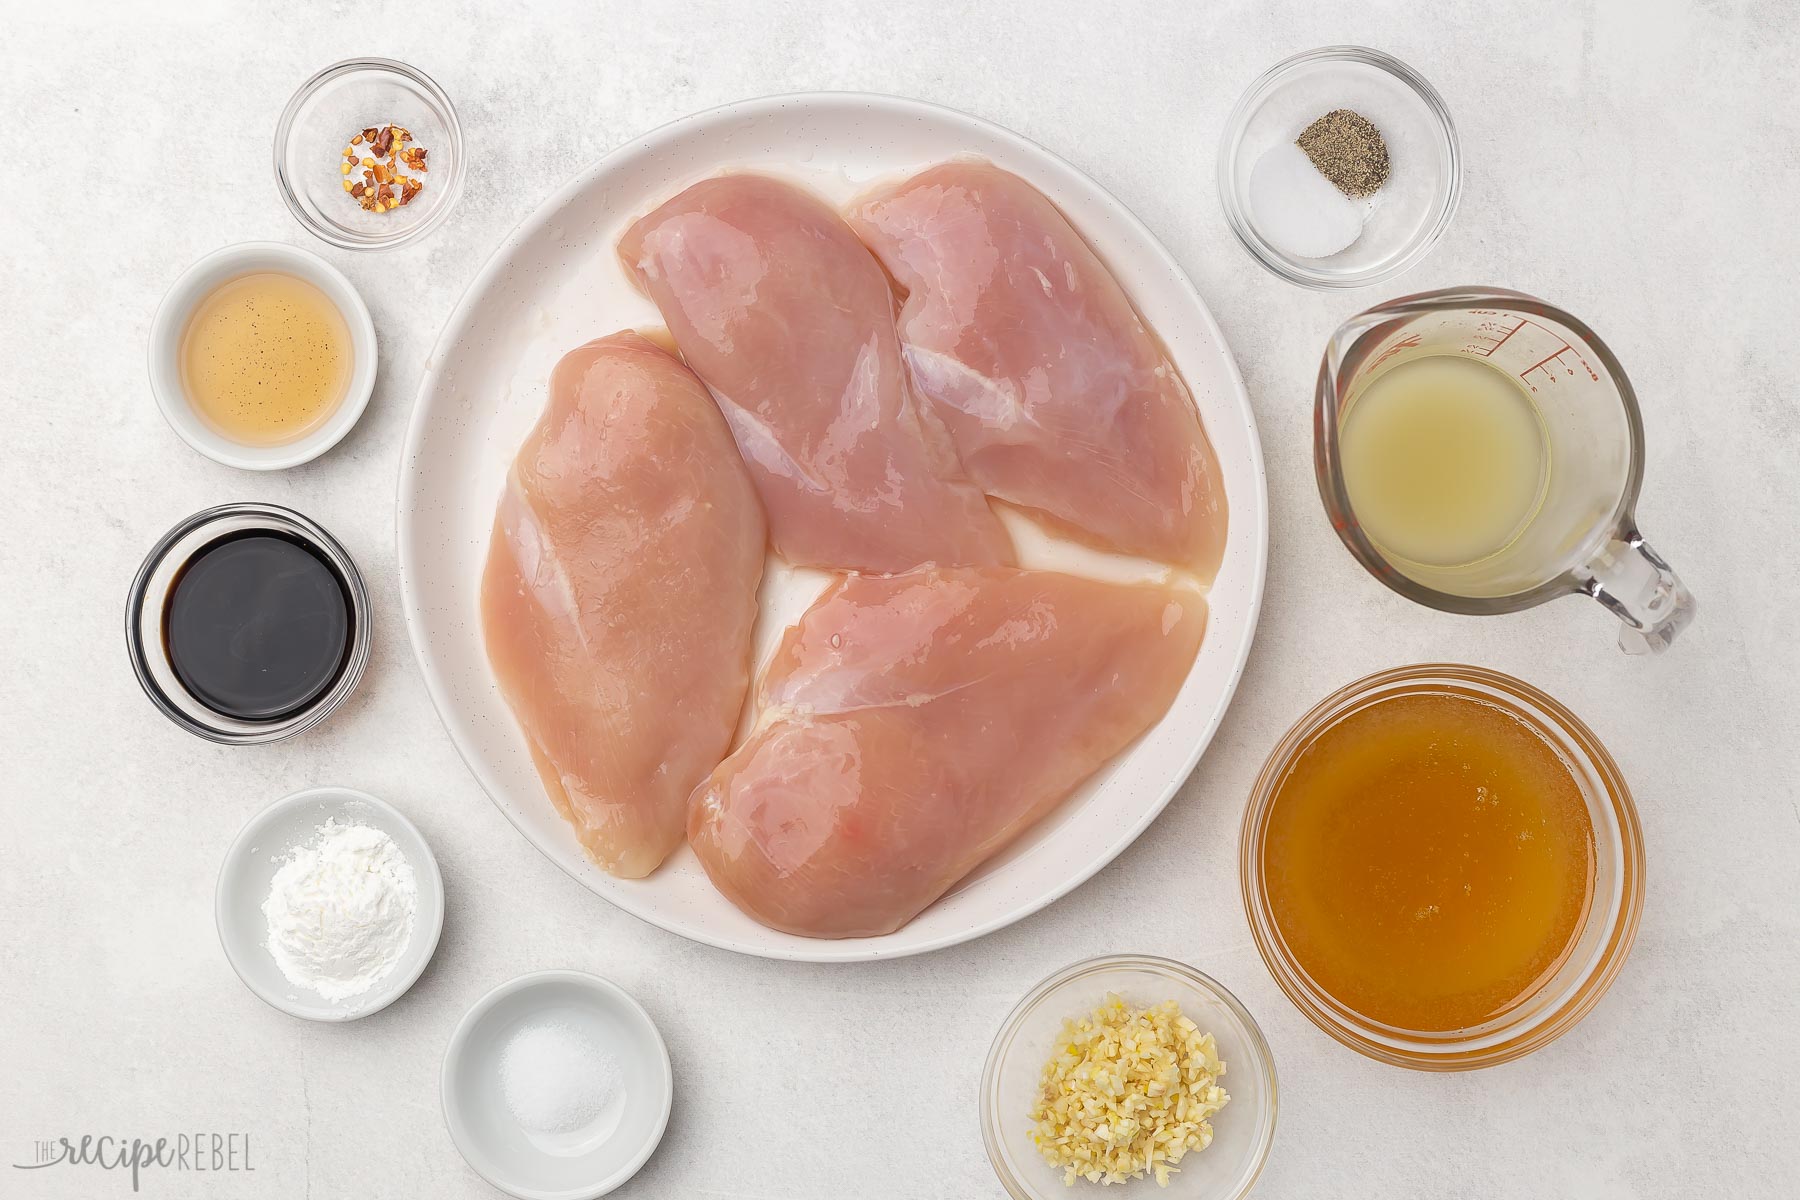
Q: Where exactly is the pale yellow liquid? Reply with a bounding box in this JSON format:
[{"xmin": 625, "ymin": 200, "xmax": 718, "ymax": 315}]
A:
[
  {"xmin": 1340, "ymin": 355, "xmax": 1549, "ymax": 567},
  {"xmin": 179, "ymin": 272, "xmax": 351, "ymax": 446}
]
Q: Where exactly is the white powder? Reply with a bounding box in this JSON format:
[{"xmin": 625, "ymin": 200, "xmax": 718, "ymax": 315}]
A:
[
  {"xmin": 1248, "ymin": 141, "xmax": 1369, "ymax": 259},
  {"xmin": 500, "ymin": 1019, "xmax": 621, "ymax": 1134},
  {"xmin": 261, "ymin": 819, "xmax": 418, "ymax": 1002}
]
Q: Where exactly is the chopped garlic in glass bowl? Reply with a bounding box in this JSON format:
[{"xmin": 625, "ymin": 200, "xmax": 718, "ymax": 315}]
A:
[{"xmin": 982, "ymin": 956, "xmax": 1277, "ymax": 1199}]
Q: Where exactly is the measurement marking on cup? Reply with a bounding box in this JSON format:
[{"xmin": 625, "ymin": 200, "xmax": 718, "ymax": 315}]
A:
[
  {"xmin": 1369, "ymin": 333, "xmax": 1421, "ymax": 372},
  {"xmin": 1522, "ymin": 343, "xmax": 1573, "ymax": 375},
  {"xmin": 1468, "ymin": 318, "xmax": 1528, "ymax": 358},
  {"xmin": 1519, "ymin": 342, "xmax": 1599, "ymax": 390}
]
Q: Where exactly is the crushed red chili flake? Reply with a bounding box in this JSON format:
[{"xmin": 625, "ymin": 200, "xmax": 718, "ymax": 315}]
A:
[{"xmin": 339, "ymin": 124, "xmax": 428, "ymax": 214}]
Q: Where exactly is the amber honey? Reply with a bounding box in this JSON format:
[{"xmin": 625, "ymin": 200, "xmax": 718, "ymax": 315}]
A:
[{"xmin": 1260, "ymin": 690, "xmax": 1596, "ymax": 1033}]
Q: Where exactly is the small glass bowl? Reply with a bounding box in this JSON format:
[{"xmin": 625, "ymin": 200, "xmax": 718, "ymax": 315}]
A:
[
  {"xmin": 274, "ymin": 58, "xmax": 465, "ymax": 251},
  {"xmin": 126, "ymin": 503, "xmax": 372, "ymax": 744},
  {"xmin": 981, "ymin": 955, "xmax": 1277, "ymax": 1200},
  {"xmin": 1240, "ymin": 664, "xmax": 1645, "ymax": 1071},
  {"xmin": 1218, "ymin": 46, "xmax": 1461, "ymax": 288}
]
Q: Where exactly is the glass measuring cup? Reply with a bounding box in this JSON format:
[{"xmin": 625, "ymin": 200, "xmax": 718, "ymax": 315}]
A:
[{"xmin": 1316, "ymin": 287, "xmax": 1693, "ymax": 653}]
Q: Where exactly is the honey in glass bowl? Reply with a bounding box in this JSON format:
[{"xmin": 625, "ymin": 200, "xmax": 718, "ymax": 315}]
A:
[
  {"xmin": 1261, "ymin": 690, "xmax": 1595, "ymax": 1032},
  {"xmin": 1241, "ymin": 665, "xmax": 1643, "ymax": 1070}
]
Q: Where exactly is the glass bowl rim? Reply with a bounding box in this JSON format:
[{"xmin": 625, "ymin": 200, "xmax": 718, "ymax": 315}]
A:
[
  {"xmin": 272, "ymin": 56, "xmax": 466, "ymax": 252},
  {"xmin": 979, "ymin": 953, "xmax": 1279, "ymax": 1200},
  {"xmin": 1216, "ymin": 45, "xmax": 1463, "ymax": 290},
  {"xmin": 1238, "ymin": 663, "xmax": 1645, "ymax": 1070}
]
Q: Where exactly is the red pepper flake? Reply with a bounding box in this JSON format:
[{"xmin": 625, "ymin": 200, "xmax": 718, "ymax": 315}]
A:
[{"xmin": 340, "ymin": 123, "xmax": 429, "ymax": 213}]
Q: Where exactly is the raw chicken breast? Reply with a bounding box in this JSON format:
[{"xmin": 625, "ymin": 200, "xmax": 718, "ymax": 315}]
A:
[
  {"xmin": 688, "ymin": 566, "xmax": 1206, "ymax": 937},
  {"xmin": 618, "ymin": 174, "xmax": 1013, "ymax": 574},
  {"xmin": 481, "ymin": 331, "xmax": 765, "ymax": 878},
  {"xmin": 849, "ymin": 161, "xmax": 1228, "ymax": 574}
]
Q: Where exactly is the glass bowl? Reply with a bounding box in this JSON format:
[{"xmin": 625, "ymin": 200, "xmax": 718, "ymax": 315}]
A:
[
  {"xmin": 1218, "ymin": 47, "xmax": 1460, "ymax": 289},
  {"xmin": 981, "ymin": 955, "xmax": 1277, "ymax": 1200},
  {"xmin": 274, "ymin": 58, "xmax": 465, "ymax": 251},
  {"xmin": 1240, "ymin": 664, "xmax": 1645, "ymax": 1070},
  {"xmin": 126, "ymin": 503, "xmax": 372, "ymax": 745}
]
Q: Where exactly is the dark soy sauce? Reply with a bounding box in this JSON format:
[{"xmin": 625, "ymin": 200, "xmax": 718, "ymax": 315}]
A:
[{"xmin": 164, "ymin": 532, "xmax": 352, "ymax": 721}]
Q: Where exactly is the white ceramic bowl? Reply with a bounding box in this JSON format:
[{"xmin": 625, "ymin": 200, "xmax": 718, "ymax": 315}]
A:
[
  {"xmin": 397, "ymin": 91, "xmax": 1269, "ymax": 962},
  {"xmin": 981, "ymin": 955, "xmax": 1278, "ymax": 1200},
  {"xmin": 148, "ymin": 241, "xmax": 378, "ymax": 469},
  {"xmin": 215, "ymin": 786, "xmax": 443, "ymax": 1021},
  {"xmin": 442, "ymin": 971, "xmax": 674, "ymax": 1200}
]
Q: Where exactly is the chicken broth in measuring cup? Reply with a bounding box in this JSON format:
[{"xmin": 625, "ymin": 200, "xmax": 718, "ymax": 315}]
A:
[
  {"xmin": 1316, "ymin": 287, "xmax": 1693, "ymax": 653},
  {"xmin": 1339, "ymin": 355, "xmax": 1549, "ymax": 569}
]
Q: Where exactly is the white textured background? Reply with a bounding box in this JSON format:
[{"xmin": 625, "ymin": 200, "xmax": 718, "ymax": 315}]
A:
[{"xmin": 3, "ymin": 1, "xmax": 1796, "ymax": 1197}]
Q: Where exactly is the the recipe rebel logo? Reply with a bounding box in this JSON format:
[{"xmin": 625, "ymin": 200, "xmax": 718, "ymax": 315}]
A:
[{"xmin": 12, "ymin": 1132, "xmax": 256, "ymax": 1192}]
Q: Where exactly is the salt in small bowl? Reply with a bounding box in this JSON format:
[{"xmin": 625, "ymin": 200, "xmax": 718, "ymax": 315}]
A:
[{"xmin": 442, "ymin": 970, "xmax": 674, "ymax": 1200}]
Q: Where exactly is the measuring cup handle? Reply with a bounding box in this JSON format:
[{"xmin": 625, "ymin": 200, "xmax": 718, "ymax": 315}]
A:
[{"xmin": 1578, "ymin": 530, "xmax": 1695, "ymax": 654}]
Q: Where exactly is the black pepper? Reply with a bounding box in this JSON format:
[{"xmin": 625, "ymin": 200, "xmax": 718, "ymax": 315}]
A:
[{"xmin": 1296, "ymin": 109, "xmax": 1390, "ymax": 198}]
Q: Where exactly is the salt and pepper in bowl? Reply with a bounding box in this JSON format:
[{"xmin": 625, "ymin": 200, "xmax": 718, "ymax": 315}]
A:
[{"xmin": 1218, "ymin": 45, "xmax": 1461, "ymax": 288}]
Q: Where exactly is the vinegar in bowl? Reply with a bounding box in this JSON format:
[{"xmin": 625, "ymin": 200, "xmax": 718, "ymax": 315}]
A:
[{"xmin": 178, "ymin": 271, "xmax": 351, "ymax": 446}]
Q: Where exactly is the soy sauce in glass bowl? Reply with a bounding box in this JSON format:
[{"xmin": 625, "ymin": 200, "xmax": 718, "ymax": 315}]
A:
[
  {"xmin": 165, "ymin": 533, "xmax": 350, "ymax": 721},
  {"xmin": 127, "ymin": 503, "xmax": 370, "ymax": 744}
]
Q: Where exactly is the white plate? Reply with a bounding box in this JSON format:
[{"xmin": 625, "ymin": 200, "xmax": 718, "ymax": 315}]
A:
[
  {"xmin": 396, "ymin": 92, "xmax": 1268, "ymax": 962},
  {"xmin": 215, "ymin": 786, "xmax": 445, "ymax": 1020}
]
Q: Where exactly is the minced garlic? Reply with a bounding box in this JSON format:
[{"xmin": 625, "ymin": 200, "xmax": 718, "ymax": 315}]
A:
[{"xmin": 1028, "ymin": 995, "xmax": 1229, "ymax": 1187}]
